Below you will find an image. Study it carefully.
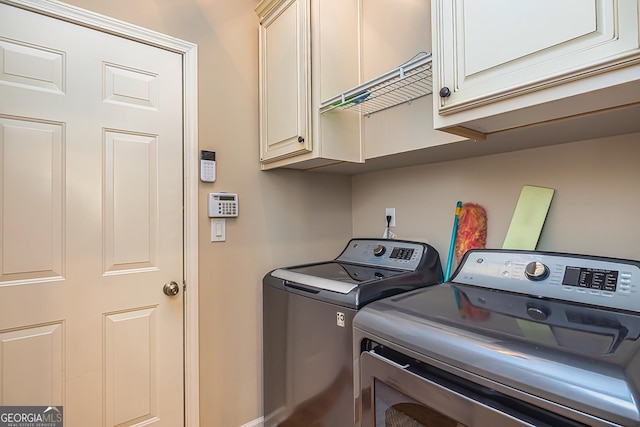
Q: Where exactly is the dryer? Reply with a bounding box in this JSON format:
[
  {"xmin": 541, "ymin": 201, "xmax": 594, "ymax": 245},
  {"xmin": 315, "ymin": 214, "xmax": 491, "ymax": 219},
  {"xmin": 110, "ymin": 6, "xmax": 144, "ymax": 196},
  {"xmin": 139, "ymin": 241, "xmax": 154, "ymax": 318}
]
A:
[{"xmin": 354, "ymin": 249, "xmax": 640, "ymax": 426}]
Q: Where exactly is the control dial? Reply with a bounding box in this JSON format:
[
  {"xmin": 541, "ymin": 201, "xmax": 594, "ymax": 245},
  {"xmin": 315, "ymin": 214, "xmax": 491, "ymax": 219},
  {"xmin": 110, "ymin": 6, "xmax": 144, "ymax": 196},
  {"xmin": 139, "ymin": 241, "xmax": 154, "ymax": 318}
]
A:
[
  {"xmin": 373, "ymin": 245, "xmax": 386, "ymax": 257},
  {"xmin": 524, "ymin": 261, "xmax": 550, "ymax": 281}
]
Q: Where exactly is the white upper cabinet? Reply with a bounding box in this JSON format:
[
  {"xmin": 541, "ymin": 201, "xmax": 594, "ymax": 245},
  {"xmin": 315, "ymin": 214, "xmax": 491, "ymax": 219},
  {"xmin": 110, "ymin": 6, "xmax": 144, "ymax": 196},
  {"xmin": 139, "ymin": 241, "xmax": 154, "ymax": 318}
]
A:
[
  {"xmin": 257, "ymin": 0, "xmax": 311, "ymax": 163},
  {"xmin": 256, "ymin": 0, "xmax": 362, "ymax": 170},
  {"xmin": 432, "ymin": 0, "xmax": 640, "ymax": 139}
]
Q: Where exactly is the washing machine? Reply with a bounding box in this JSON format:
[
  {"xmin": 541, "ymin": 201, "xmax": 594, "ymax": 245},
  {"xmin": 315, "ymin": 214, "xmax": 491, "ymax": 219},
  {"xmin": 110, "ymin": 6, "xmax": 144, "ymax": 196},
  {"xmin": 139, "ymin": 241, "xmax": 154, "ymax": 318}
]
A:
[{"xmin": 263, "ymin": 238, "xmax": 442, "ymax": 427}]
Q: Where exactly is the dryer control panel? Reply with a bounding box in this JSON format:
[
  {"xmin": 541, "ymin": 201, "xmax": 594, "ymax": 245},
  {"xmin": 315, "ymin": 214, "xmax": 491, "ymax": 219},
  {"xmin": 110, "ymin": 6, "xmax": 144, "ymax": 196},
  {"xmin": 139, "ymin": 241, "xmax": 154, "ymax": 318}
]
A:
[{"xmin": 452, "ymin": 249, "xmax": 640, "ymax": 312}]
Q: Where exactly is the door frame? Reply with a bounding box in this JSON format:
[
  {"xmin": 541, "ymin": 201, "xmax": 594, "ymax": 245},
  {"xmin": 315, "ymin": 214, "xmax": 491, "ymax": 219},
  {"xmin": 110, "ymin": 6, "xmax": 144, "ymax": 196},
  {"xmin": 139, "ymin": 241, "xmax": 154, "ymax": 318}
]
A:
[{"xmin": 0, "ymin": 0, "xmax": 200, "ymax": 425}]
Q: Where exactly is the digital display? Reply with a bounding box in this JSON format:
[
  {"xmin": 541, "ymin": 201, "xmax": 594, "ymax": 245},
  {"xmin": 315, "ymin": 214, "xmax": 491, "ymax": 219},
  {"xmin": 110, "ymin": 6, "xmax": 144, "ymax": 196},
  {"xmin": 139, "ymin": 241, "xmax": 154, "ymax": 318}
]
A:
[
  {"xmin": 562, "ymin": 266, "xmax": 618, "ymax": 292},
  {"xmin": 389, "ymin": 247, "xmax": 414, "ymax": 260},
  {"xmin": 218, "ymin": 195, "xmax": 235, "ymax": 201},
  {"xmin": 200, "ymin": 150, "xmax": 215, "ymax": 161}
]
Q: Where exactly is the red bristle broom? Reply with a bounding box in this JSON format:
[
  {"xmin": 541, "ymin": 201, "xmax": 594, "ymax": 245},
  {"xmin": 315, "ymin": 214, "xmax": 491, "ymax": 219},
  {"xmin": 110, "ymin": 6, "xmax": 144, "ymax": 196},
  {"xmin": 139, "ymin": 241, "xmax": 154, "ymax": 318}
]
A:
[
  {"xmin": 455, "ymin": 203, "xmax": 487, "ymax": 262},
  {"xmin": 453, "ymin": 202, "xmax": 488, "ymax": 320}
]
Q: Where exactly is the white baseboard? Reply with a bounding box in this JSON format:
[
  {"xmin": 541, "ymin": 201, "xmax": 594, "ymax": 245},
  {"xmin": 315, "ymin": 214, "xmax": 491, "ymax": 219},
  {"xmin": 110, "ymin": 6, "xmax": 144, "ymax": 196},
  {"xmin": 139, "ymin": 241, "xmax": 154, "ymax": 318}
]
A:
[
  {"xmin": 239, "ymin": 417, "xmax": 263, "ymax": 427},
  {"xmin": 262, "ymin": 406, "xmax": 287, "ymax": 427}
]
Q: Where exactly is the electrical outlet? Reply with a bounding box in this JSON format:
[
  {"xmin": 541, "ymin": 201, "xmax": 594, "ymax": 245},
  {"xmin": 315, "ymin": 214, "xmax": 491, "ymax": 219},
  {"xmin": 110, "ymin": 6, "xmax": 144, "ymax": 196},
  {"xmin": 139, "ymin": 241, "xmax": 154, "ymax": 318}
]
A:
[{"xmin": 385, "ymin": 208, "xmax": 396, "ymax": 227}]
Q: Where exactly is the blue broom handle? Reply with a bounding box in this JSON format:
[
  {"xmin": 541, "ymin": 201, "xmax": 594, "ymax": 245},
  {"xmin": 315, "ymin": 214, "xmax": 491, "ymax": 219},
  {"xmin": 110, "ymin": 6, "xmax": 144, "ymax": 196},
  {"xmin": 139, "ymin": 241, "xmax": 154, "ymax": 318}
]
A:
[{"xmin": 444, "ymin": 201, "xmax": 462, "ymax": 282}]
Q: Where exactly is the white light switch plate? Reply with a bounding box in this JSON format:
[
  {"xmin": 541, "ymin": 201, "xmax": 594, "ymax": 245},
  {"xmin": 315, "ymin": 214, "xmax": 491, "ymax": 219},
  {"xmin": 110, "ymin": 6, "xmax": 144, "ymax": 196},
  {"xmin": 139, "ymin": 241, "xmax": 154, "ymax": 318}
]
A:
[{"xmin": 211, "ymin": 218, "xmax": 226, "ymax": 242}]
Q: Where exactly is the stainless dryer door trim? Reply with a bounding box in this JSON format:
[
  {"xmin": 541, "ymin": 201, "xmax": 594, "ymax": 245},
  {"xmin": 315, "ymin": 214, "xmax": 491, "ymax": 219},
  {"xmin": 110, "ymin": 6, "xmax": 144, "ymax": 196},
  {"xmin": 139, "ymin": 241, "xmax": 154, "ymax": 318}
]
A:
[{"xmin": 360, "ymin": 349, "xmax": 536, "ymax": 427}]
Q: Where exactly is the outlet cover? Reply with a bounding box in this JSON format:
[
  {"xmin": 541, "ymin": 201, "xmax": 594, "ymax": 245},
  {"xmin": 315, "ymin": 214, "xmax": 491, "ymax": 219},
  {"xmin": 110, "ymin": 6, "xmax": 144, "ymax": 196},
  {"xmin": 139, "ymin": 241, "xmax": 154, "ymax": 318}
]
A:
[{"xmin": 385, "ymin": 208, "xmax": 396, "ymax": 227}]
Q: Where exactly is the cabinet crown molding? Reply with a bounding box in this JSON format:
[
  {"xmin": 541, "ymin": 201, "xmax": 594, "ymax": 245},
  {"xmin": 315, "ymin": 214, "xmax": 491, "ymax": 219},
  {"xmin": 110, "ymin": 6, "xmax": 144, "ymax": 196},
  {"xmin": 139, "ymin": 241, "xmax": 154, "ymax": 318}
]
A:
[{"xmin": 255, "ymin": 0, "xmax": 287, "ymax": 19}]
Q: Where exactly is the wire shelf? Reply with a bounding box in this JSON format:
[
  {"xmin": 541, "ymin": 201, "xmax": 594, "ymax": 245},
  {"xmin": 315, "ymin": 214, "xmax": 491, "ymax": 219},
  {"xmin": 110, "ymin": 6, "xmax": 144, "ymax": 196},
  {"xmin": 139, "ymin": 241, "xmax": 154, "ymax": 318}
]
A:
[{"xmin": 320, "ymin": 52, "xmax": 433, "ymax": 117}]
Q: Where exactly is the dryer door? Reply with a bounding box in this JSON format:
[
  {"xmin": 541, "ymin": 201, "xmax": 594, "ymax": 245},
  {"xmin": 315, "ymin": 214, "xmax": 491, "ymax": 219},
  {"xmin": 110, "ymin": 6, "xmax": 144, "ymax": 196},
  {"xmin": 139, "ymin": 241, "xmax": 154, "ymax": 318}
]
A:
[{"xmin": 359, "ymin": 348, "xmax": 590, "ymax": 427}]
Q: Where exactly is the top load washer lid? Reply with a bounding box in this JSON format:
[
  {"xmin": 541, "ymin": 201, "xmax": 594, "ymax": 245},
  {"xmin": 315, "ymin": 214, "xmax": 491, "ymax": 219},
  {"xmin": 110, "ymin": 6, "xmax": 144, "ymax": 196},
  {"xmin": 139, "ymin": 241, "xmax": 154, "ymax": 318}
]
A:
[
  {"xmin": 353, "ymin": 249, "xmax": 640, "ymax": 426},
  {"xmin": 265, "ymin": 238, "xmax": 443, "ymax": 309},
  {"xmin": 271, "ymin": 261, "xmax": 409, "ymax": 294}
]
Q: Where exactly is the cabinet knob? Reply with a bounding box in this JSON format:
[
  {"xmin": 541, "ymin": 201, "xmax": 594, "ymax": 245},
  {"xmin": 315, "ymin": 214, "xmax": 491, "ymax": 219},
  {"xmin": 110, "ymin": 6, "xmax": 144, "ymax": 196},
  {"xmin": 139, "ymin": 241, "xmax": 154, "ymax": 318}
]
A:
[
  {"xmin": 298, "ymin": 136, "xmax": 304, "ymax": 143},
  {"xmin": 439, "ymin": 87, "xmax": 451, "ymax": 98}
]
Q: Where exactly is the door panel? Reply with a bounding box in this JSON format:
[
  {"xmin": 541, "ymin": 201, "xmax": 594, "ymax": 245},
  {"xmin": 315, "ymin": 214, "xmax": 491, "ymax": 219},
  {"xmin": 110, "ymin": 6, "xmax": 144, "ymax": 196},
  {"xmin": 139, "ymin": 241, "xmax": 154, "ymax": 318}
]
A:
[
  {"xmin": 0, "ymin": 37, "xmax": 65, "ymax": 94},
  {"xmin": 0, "ymin": 3, "xmax": 184, "ymax": 426},
  {"xmin": 104, "ymin": 308, "xmax": 159, "ymax": 426},
  {"xmin": 1, "ymin": 118, "xmax": 64, "ymax": 283},
  {"xmin": 104, "ymin": 131, "xmax": 159, "ymax": 273},
  {"xmin": 0, "ymin": 323, "xmax": 64, "ymax": 405}
]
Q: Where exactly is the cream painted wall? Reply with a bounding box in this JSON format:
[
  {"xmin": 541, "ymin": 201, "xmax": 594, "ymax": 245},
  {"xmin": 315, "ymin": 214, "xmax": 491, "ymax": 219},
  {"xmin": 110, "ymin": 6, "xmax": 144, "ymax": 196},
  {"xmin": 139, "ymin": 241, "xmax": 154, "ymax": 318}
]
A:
[
  {"xmin": 352, "ymin": 132, "xmax": 640, "ymax": 275},
  {"xmin": 61, "ymin": 0, "xmax": 353, "ymax": 426}
]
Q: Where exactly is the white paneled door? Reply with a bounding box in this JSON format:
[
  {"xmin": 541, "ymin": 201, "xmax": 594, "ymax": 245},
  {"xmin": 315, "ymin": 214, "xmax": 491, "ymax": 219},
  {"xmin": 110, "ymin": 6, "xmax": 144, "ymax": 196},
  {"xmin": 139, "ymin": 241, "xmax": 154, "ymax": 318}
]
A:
[{"xmin": 0, "ymin": 3, "xmax": 184, "ymax": 426}]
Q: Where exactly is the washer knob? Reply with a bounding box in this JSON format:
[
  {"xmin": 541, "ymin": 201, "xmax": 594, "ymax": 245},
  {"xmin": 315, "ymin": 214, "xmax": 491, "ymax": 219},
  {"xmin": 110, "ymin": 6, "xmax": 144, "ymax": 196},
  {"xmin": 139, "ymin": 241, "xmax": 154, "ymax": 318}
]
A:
[
  {"xmin": 524, "ymin": 261, "xmax": 549, "ymax": 281},
  {"xmin": 373, "ymin": 245, "xmax": 386, "ymax": 257}
]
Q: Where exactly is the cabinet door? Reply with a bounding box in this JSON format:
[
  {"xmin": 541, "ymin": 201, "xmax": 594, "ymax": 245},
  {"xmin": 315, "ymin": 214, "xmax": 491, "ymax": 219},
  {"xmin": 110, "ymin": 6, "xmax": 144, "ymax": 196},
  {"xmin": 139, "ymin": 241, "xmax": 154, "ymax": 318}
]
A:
[
  {"xmin": 435, "ymin": 0, "xmax": 640, "ymax": 115},
  {"xmin": 258, "ymin": 0, "xmax": 312, "ymax": 163}
]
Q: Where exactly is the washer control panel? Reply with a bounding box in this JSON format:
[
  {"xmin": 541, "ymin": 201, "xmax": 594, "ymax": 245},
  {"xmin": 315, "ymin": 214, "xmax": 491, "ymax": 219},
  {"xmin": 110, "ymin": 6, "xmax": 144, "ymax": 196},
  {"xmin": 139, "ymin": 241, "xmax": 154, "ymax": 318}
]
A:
[
  {"xmin": 452, "ymin": 249, "xmax": 640, "ymax": 312},
  {"xmin": 337, "ymin": 239, "xmax": 426, "ymax": 271}
]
